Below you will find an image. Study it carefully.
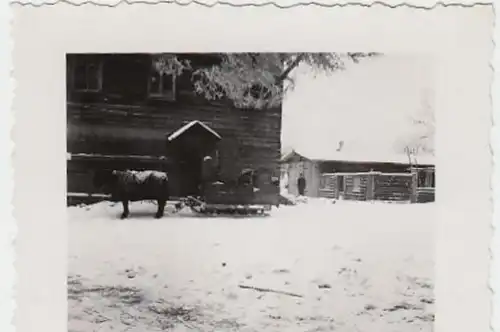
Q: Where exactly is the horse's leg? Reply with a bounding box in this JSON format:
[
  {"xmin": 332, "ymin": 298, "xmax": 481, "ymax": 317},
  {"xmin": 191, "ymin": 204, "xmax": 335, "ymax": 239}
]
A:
[
  {"xmin": 156, "ymin": 180, "xmax": 169, "ymax": 218},
  {"xmin": 155, "ymin": 199, "xmax": 166, "ymax": 218},
  {"xmin": 121, "ymin": 200, "xmax": 130, "ymax": 219}
]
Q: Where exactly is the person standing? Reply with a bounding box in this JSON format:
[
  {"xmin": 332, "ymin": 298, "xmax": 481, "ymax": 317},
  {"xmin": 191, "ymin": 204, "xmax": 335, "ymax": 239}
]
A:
[{"xmin": 297, "ymin": 173, "xmax": 306, "ymax": 196}]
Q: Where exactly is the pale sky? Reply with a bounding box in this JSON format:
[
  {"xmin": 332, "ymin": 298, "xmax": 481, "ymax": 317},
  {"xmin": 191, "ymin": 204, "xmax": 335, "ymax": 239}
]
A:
[{"xmin": 281, "ymin": 54, "xmax": 434, "ymax": 161}]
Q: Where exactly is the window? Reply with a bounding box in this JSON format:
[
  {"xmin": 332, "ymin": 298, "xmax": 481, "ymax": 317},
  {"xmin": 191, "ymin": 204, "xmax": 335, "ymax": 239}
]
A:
[
  {"xmin": 320, "ymin": 176, "xmax": 326, "ymax": 189},
  {"xmin": 337, "ymin": 175, "xmax": 345, "ymax": 193},
  {"xmin": 148, "ymin": 61, "xmax": 176, "ymax": 100},
  {"xmin": 72, "ymin": 57, "xmax": 102, "ymax": 92},
  {"xmin": 417, "ymin": 168, "xmax": 435, "ymax": 188},
  {"xmin": 352, "ymin": 176, "xmax": 362, "ymax": 193},
  {"xmin": 424, "ymin": 169, "xmax": 435, "ymax": 188},
  {"xmin": 418, "ymin": 170, "xmax": 426, "ymax": 187}
]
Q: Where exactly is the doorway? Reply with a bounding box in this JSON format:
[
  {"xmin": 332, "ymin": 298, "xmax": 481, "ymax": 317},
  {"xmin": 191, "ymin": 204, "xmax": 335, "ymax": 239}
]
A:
[{"xmin": 166, "ymin": 120, "xmax": 222, "ymax": 197}]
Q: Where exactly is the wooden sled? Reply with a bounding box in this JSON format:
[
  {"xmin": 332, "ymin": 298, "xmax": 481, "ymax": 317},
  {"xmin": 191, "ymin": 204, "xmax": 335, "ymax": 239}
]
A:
[
  {"xmin": 181, "ymin": 195, "xmax": 272, "ymax": 216},
  {"xmin": 180, "ymin": 180, "xmax": 277, "ymax": 216}
]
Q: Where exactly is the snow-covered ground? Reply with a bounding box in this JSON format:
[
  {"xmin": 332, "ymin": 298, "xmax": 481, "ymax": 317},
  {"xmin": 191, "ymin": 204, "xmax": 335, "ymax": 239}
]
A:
[{"xmin": 68, "ymin": 199, "xmax": 435, "ymax": 332}]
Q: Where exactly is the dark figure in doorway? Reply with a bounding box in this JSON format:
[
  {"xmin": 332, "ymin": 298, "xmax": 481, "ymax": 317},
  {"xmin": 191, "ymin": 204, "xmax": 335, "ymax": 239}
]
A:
[{"xmin": 297, "ymin": 173, "xmax": 306, "ymax": 196}]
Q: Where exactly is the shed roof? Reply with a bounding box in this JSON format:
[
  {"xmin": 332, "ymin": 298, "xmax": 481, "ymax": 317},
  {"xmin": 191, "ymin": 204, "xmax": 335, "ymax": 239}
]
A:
[
  {"xmin": 166, "ymin": 120, "xmax": 222, "ymax": 142},
  {"xmin": 281, "ymin": 144, "xmax": 434, "ymax": 166}
]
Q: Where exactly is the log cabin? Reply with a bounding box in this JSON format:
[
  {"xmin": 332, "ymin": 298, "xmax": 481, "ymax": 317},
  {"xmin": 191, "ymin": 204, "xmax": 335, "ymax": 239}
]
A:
[
  {"xmin": 280, "ymin": 148, "xmax": 435, "ymax": 203},
  {"xmin": 280, "ymin": 56, "xmax": 435, "ymax": 203},
  {"xmin": 66, "ymin": 53, "xmax": 282, "ymax": 204}
]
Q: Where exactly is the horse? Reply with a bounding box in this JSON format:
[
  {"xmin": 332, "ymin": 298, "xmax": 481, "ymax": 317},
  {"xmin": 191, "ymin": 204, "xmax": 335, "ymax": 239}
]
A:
[{"xmin": 93, "ymin": 169, "xmax": 170, "ymax": 219}]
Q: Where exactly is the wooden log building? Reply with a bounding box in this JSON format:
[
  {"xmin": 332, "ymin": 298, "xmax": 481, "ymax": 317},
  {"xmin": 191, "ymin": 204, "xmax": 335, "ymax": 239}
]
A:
[
  {"xmin": 67, "ymin": 53, "xmax": 282, "ymax": 202},
  {"xmin": 280, "ymin": 149, "xmax": 435, "ymax": 203}
]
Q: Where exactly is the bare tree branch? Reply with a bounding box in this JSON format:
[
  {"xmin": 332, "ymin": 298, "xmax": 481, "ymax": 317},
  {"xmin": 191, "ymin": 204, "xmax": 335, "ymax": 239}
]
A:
[
  {"xmin": 277, "ymin": 53, "xmax": 307, "ymax": 83},
  {"xmin": 238, "ymin": 284, "xmax": 303, "ymax": 298}
]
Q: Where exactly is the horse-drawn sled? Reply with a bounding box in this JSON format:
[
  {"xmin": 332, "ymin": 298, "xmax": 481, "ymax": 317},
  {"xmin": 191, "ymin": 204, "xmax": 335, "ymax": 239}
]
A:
[{"xmin": 86, "ymin": 120, "xmax": 281, "ymax": 218}]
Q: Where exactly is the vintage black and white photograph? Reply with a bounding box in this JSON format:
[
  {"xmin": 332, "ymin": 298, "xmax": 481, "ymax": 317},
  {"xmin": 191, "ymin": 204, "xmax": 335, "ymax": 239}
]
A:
[{"xmin": 66, "ymin": 52, "xmax": 435, "ymax": 332}]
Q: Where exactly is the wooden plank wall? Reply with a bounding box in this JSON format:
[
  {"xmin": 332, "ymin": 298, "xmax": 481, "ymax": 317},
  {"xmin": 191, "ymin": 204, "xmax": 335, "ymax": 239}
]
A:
[
  {"xmin": 373, "ymin": 174, "xmax": 413, "ymax": 202},
  {"xmin": 68, "ymin": 103, "xmax": 281, "ymax": 172},
  {"xmin": 67, "ymin": 54, "xmax": 282, "ymax": 199},
  {"xmin": 67, "ymin": 102, "xmax": 282, "ymax": 197},
  {"xmin": 416, "ymin": 187, "xmax": 435, "ymax": 203},
  {"xmin": 343, "ymin": 174, "xmax": 369, "ymax": 201},
  {"xmin": 317, "ymin": 171, "xmax": 432, "ymax": 203},
  {"xmin": 318, "ymin": 173, "xmax": 337, "ymax": 199}
]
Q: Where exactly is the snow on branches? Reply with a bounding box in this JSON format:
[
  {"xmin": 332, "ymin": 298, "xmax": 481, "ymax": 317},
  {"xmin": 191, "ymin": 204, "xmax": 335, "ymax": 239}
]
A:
[
  {"xmin": 152, "ymin": 53, "xmax": 381, "ymax": 109},
  {"xmin": 401, "ymin": 88, "xmax": 435, "ymax": 164}
]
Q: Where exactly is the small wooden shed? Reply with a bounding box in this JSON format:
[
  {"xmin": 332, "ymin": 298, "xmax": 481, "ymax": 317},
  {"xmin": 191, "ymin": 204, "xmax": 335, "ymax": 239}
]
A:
[{"xmin": 165, "ymin": 120, "xmax": 222, "ymax": 197}]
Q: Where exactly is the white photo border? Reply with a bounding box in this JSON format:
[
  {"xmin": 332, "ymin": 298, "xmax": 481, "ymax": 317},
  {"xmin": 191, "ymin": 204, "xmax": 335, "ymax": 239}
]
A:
[{"xmin": 4, "ymin": 3, "xmax": 496, "ymax": 332}]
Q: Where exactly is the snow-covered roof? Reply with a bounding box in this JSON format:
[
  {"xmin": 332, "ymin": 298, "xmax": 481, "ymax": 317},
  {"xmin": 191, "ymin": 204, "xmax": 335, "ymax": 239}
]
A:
[
  {"xmin": 286, "ymin": 143, "xmax": 434, "ymax": 165},
  {"xmin": 167, "ymin": 120, "xmax": 222, "ymax": 142},
  {"xmin": 281, "ymin": 54, "xmax": 435, "ymax": 166}
]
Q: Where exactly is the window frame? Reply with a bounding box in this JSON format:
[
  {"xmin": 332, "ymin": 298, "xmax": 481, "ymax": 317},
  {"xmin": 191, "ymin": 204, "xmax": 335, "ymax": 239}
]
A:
[
  {"xmin": 423, "ymin": 169, "xmax": 435, "ymax": 188},
  {"xmin": 147, "ymin": 60, "xmax": 177, "ymax": 101},
  {"xmin": 337, "ymin": 175, "xmax": 345, "ymax": 193},
  {"xmin": 352, "ymin": 176, "xmax": 362, "ymax": 193},
  {"xmin": 71, "ymin": 56, "xmax": 103, "ymax": 93}
]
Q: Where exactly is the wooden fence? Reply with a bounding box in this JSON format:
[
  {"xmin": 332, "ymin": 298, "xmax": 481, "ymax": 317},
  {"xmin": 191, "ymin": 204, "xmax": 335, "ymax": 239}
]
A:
[{"xmin": 319, "ymin": 171, "xmax": 435, "ymax": 203}]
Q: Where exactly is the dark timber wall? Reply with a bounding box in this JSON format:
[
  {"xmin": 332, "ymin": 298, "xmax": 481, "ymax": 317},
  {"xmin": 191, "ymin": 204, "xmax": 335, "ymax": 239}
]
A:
[{"xmin": 67, "ymin": 54, "xmax": 282, "ymax": 198}]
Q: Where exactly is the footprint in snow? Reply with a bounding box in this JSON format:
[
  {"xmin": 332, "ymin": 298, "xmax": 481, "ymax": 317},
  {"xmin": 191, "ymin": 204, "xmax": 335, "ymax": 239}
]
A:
[
  {"xmin": 318, "ymin": 283, "xmax": 332, "ymax": 289},
  {"xmin": 272, "ymin": 268, "xmax": 290, "ymax": 274},
  {"xmin": 364, "ymin": 304, "xmax": 377, "ymax": 311}
]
